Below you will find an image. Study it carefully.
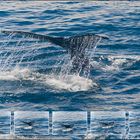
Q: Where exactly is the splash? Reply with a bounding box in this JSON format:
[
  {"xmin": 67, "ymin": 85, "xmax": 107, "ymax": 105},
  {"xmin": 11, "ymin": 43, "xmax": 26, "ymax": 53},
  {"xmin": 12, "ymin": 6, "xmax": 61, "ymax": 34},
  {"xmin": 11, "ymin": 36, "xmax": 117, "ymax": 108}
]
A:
[
  {"xmin": 0, "ymin": 67, "xmax": 96, "ymax": 92},
  {"xmin": 0, "ymin": 32, "xmax": 101, "ymax": 92},
  {"xmin": 0, "ymin": 33, "xmax": 39, "ymax": 71}
]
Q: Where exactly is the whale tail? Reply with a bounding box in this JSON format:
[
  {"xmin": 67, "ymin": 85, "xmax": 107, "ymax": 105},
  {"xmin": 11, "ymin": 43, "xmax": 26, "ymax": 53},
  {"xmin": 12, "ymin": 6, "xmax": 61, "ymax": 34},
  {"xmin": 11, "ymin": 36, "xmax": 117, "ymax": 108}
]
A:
[
  {"xmin": 1, "ymin": 30, "xmax": 108, "ymax": 73},
  {"xmin": 1, "ymin": 30, "xmax": 108, "ymax": 56}
]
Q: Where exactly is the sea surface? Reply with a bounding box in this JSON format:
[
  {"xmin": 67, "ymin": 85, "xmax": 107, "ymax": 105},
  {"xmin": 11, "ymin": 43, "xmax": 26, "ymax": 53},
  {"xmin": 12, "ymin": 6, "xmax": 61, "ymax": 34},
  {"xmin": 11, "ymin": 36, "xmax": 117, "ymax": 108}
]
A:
[{"xmin": 0, "ymin": 1, "xmax": 140, "ymax": 139}]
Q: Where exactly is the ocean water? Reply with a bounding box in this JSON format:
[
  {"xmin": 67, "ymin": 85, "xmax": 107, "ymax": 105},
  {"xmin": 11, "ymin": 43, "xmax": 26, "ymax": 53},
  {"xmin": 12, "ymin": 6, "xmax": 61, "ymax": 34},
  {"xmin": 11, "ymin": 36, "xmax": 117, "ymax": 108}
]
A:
[{"xmin": 0, "ymin": 1, "xmax": 140, "ymax": 139}]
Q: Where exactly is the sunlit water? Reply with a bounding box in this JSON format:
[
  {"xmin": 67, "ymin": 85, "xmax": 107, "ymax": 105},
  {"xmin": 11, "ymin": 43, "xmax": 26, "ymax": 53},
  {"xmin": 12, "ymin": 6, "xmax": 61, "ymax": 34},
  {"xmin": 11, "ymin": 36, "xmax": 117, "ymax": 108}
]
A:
[
  {"xmin": 0, "ymin": 1, "xmax": 140, "ymax": 111},
  {"xmin": 0, "ymin": 1, "xmax": 140, "ymax": 139}
]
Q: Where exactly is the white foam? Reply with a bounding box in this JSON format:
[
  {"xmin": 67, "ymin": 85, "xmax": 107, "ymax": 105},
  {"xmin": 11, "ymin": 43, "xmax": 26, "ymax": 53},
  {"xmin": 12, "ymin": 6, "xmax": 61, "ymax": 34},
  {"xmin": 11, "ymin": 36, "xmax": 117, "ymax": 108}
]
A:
[
  {"xmin": 101, "ymin": 54, "xmax": 139, "ymax": 72},
  {"xmin": 0, "ymin": 67, "xmax": 96, "ymax": 92},
  {"xmin": 45, "ymin": 74, "xmax": 95, "ymax": 92},
  {"xmin": 85, "ymin": 132, "xmax": 95, "ymax": 140},
  {"xmin": 0, "ymin": 67, "xmax": 31, "ymax": 81},
  {"xmin": 102, "ymin": 58, "xmax": 126, "ymax": 71}
]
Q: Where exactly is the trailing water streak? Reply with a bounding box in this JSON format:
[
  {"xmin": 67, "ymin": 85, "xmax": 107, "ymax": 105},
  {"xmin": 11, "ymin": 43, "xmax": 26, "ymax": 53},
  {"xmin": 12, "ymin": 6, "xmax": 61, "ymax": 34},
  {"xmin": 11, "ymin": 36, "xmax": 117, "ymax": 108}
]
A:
[
  {"xmin": 0, "ymin": 36, "xmax": 40, "ymax": 71},
  {"xmin": 0, "ymin": 34, "xmax": 15, "ymax": 70},
  {"xmin": 83, "ymin": 36, "xmax": 102, "ymax": 78},
  {"xmin": 0, "ymin": 35, "xmax": 66, "ymax": 72},
  {"xmin": 53, "ymin": 55, "xmax": 70, "ymax": 78},
  {"xmin": 59, "ymin": 56, "xmax": 73, "ymax": 79}
]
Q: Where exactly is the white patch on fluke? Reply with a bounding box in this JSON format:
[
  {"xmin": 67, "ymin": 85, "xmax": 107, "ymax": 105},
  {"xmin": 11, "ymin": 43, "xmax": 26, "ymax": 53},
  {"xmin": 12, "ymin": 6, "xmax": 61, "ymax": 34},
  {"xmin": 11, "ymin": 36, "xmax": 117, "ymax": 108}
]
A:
[{"xmin": 0, "ymin": 67, "xmax": 96, "ymax": 92}]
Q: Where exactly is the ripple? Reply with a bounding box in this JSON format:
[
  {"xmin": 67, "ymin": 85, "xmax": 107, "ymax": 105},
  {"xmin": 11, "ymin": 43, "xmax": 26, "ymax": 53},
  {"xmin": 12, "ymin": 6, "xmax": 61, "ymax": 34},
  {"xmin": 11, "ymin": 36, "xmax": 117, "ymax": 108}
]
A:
[{"xmin": 0, "ymin": 1, "xmax": 139, "ymax": 112}]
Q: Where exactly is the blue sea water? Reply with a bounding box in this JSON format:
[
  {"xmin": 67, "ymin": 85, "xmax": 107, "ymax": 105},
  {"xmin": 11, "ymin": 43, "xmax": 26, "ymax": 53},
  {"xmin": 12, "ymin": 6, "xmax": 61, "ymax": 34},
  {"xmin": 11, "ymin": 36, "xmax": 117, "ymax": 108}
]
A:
[{"xmin": 0, "ymin": 1, "xmax": 140, "ymax": 139}]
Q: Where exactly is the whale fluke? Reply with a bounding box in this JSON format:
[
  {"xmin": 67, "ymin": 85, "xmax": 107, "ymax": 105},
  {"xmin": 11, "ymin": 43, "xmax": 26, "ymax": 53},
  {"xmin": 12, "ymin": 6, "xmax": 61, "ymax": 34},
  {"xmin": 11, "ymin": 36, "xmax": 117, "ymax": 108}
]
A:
[
  {"xmin": 1, "ymin": 30, "xmax": 108, "ymax": 55},
  {"xmin": 1, "ymin": 30, "xmax": 108, "ymax": 74},
  {"xmin": 21, "ymin": 120, "xmax": 35, "ymax": 126},
  {"xmin": 1, "ymin": 30, "xmax": 63, "ymax": 44}
]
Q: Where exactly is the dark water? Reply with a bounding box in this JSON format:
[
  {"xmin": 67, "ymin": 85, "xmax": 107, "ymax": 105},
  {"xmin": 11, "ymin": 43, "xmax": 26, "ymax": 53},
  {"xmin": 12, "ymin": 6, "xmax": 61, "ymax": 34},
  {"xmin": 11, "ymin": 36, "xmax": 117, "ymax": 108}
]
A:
[{"xmin": 0, "ymin": 1, "xmax": 140, "ymax": 139}]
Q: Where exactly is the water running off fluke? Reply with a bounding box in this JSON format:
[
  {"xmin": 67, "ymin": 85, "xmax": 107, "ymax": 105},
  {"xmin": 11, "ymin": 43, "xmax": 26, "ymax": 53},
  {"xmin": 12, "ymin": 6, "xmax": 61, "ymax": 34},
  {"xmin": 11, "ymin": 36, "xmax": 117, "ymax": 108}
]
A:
[
  {"xmin": 0, "ymin": 30, "xmax": 108, "ymax": 91},
  {"xmin": 0, "ymin": 32, "xmax": 39, "ymax": 71}
]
